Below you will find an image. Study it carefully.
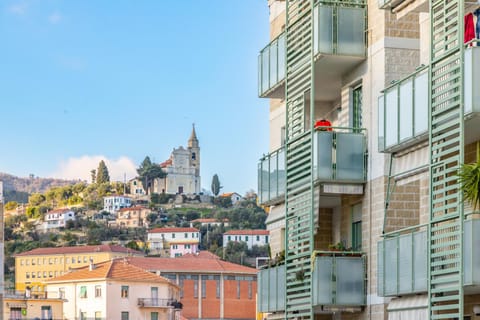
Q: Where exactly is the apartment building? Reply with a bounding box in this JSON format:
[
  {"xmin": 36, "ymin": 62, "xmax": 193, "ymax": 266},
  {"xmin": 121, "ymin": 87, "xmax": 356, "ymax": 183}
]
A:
[
  {"xmin": 42, "ymin": 208, "xmax": 75, "ymax": 230},
  {"xmin": 126, "ymin": 251, "xmax": 258, "ymax": 320},
  {"xmin": 223, "ymin": 230, "xmax": 269, "ymax": 250},
  {"xmin": 116, "ymin": 205, "xmax": 152, "ymax": 228},
  {"xmin": 256, "ymin": 0, "xmax": 480, "ymax": 319},
  {"xmin": 3, "ymin": 289, "xmax": 64, "ymax": 320},
  {"xmin": 147, "ymin": 227, "xmax": 200, "ymax": 257},
  {"xmin": 46, "ymin": 258, "xmax": 181, "ymax": 320},
  {"xmin": 14, "ymin": 244, "xmax": 144, "ymax": 292},
  {"xmin": 103, "ymin": 194, "xmax": 132, "ymax": 213}
]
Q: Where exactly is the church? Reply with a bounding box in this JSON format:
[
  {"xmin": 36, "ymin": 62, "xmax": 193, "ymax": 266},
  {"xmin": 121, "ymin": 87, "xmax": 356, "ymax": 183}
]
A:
[{"xmin": 154, "ymin": 125, "xmax": 201, "ymax": 195}]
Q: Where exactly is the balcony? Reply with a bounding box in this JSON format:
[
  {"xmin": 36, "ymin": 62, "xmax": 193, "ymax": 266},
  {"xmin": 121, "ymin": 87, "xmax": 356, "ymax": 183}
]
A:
[
  {"xmin": 312, "ymin": 252, "xmax": 366, "ymax": 310},
  {"xmin": 258, "ymin": 147, "xmax": 285, "ymax": 205},
  {"xmin": 378, "ymin": 46, "xmax": 480, "ymax": 153},
  {"xmin": 258, "ymin": 33, "xmax": 286, "ymax": 98},
  {"xmin": 257, "ymin": 253, "xmax": 365, "ymax": 313},
  {"xmin": 257, "ymin": 264, "xmax": 286, "ymax": 313},
  {"xmin": 137, "ymin": 298, "xmax": 182, "ymax": 309},
  {"xmin": 312, "ymin": 0, "xmax": 367, "ymax": 101},
  {"xmin": 313, "ymin": 128, "xmax": 367, "ymax": 185},
  {"xmin": 377, "ymin": 218, "xmax": 480, "ymax": 297}
]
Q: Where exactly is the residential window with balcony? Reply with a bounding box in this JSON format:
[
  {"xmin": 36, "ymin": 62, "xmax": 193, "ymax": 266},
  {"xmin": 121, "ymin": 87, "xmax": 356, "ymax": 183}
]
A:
[
  {"xmin": 351, "ymin": 85, "xmax": 363, "ymax": 130},
  {"xmin": 352, "ymin": 203, "xmax": 362, "ymax": 251}
]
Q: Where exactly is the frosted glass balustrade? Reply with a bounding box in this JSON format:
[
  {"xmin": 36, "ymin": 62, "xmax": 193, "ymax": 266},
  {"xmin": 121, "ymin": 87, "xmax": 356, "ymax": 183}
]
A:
[
  {"xmin": 258, "ymin": 34, "xmax": 286, "ymax": 96},
  {"xmin": 257, "ymin": 265, "xmax": 286, "ymax": 312},
  {"xmin": 258, "ymin": 148, "xmax": 286, "ymax": 204}
]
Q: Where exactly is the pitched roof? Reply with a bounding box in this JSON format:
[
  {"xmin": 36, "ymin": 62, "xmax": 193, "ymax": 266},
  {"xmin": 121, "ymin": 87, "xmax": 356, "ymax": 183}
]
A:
[
  {"xmin": 224, "ymin": 229, "xmax": 269, "ymax": 236},
  {"xmin": 191, "ymin": 218, "xmax": 229, "ymax": 223},
  {"xmin": 117, "ymin": 206, "xmax": 149, "ymax": 212},
  {"xmin": 149, "ymin": 227, "xmax": 199, "ymax": 233},
  {"xmin": 125, "ymin": 253, "xmax": 257, "ymax": 275},
  {"xmin": 47, "ymin": 259, "xmax": 176, "ymax": 286},
  {"xmin": 15, "ymin": 244, "xmax": 144, "ymax": 257},
  {"xmin": 220, "ymin": 192, "xmax": 241, "ymax": 198},
  {"xmin": 47, "ymin": 208, "xmax": 73, "ymax": 214},
  {"xmin": 160, "ymin": 158, "xmax": 173, "ymax": 168}
]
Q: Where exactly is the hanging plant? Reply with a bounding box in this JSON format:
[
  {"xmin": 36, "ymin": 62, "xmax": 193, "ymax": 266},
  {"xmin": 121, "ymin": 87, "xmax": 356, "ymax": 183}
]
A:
[{"xmin": 458, "ymin": 142, "xmax": 480, "ymax": 210}]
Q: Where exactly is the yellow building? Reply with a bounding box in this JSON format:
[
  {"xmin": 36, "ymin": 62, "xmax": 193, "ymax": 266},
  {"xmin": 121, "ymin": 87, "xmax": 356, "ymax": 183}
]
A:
[
  {"xmin": 14, "ymin": 244, "xmax": 144, "ymax": 292},
  {"xmin": 4, "ymin": 289, "xmax": 64, "ymax": 320}
]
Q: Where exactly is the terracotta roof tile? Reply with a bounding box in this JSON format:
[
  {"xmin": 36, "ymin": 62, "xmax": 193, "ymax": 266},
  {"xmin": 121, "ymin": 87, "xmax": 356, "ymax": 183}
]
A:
[
  {"xmin": 126, "ymin": 253, "xmax": 257, "ymax": 275},
  {"xmin": 223, "ymin": 229, "xmax": 269, "ymax": 236},
  {"xmin": 47, "ymin": 259, "xmax": 176, "ymax": 286},
  {"xmin": 15, "ymin": 244, "xmax": 144, "ymax": 257},
  {"xmin": 149, "ymin": 227, "xmax": 199, "ymax": 233}
]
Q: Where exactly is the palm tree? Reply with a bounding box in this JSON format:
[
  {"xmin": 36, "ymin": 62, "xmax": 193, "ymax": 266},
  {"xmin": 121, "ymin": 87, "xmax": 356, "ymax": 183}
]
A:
[{"xmin": 458, "ymin": 142, "xmax": 480, "ymax": 210}]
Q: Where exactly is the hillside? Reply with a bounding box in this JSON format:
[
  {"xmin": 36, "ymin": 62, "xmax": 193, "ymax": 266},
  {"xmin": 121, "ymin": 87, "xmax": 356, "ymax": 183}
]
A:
[{"xmin": 0, "ymin": 172, "xmax": 80, "ymax": 202}]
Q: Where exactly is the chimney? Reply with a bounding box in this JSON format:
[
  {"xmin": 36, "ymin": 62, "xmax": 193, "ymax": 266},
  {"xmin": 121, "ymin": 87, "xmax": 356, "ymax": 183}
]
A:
[{"xmin": 89, "ymin": 258, "xmax": 95, "ymax": 271}]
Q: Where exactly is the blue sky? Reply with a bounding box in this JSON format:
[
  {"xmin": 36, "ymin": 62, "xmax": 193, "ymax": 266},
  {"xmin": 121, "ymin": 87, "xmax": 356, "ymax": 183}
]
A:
[{"xmin": 0, "ymin": 1, "xmax": 271, "ymax": 194}]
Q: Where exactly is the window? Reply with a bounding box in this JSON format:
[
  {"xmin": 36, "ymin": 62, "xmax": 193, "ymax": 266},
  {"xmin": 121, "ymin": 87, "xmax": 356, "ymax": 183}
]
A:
[
  {"xmin": 352, "ymin": 203, "xmax": 362, "ymax": 251},
  {"xmin": 59, "ymin": 288, "xmax": 65, "ymax": 299},
  {"xmin": 95, "ymin": 311, "xmax": 102, "ymax": 320},
  {"xmin": 26, "ymin": 272, "xmax": 30, "ymax": 279},
  {"xmin": 121, "ymin": 285, "xmax": 129, "ymax": 298},
  {"xmin": 192, "ymin": 152, "xmax": 196, "ymax": 160},
  {"xmin": 256, "ymin": 235, "xmax": 260, "ymax": 241},
  {"xmin": 179, "ymin": 278, "xmax": 184, "ymax": 298},
  {"xmin": 80, "ymin": 312, "xmax": 87, "ymax": 320},
  {"xmin": 10, "ymin": 308, "xmax": 22, "ymax": 319},
  {"xmin": 266, "ymin": 235, "xmax": 269, "ymax": 243},
  {"xmin": 216, "ymin": 279, "xmax": 220, "ymax": 299},
  {"xmin": 245, "ymin": 236, "xmax": 248, "ymax": 241},
  {"xmin": 248, "ymin": 280, "xmax": 253, "ymax": 299},
  {"xmin": 194, "ymin": 280, "xmax": 198, "ymax": 298},
  {"xmin": 41, "ymin": 305, "xmax": 52, "ymax": 320},
  {"xmin": 80, "ymin": 286, "xmax": 87, "ymax": 298},
  {"xmin": 351, "ymin": 85, "xmax": 363, "ymax": 130},
  {"xmin": 151, "ymin": 312, "xmax": 159, "ymax": 320},
  {"xmin": 172, "ymin": 233, "xmax": 176, "ymax": 238},
  {"xmin": 192, "ymin": 233, "xmax": 195, "ymax": 238},
  {"xmin": 237, "ymin": 280, "xmax": 241, "ymax": 299},
  {"xmin": 185, "ymin": 233, "xmax": 188, "ymax": 238},
  {"xmin": 95, "ymin": 285, "xmax": 102, "ymax": 297},
  {"xmin": 201, "ymin": 278, "xmax": 206, "ymax": 298},
  {"xmin": 228, "ymin": 236, "xmax": 231, "ymax": 241},
  {"xmin": 21, "ymin": 259, "xmax": 24, "ymax": 266},
  {"xmin": 121, "ymin": 312, "xmax": 129, "ymax": 320}
]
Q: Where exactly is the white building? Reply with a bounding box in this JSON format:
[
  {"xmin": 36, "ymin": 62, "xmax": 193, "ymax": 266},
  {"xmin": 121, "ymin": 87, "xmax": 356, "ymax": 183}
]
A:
[
  {"xmin": 148, "ymin": 227, "xmax": 200, "ymax": 258},
  {"xmin": 222, "ymin": 230, "xmax": 269, "ymax": 249},
  {"xmin": 46, "ymin": 259, "xmax": 181, "ymax": 320},
  {"xmin": 103, "ymin": 195, "xmax": 132, "ymax": 214},
  {"xmin": 43, "ymin": 208, "xmax": 75, "ymax": 230},
  {"xmin": 219, "ymin": 192, "xmax": 243, "ymax": 205}
]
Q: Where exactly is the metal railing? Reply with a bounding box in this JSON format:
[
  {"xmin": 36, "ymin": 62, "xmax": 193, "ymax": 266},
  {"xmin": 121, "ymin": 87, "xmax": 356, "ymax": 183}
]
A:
[{"xmin": 137, "ymin": 298, "xmax": 182, "ymax": 309}]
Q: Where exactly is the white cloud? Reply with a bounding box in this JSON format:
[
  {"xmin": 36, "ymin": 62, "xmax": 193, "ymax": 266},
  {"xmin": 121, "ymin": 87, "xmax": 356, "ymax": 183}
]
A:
[
  {"xmin": 51, "ymin": 155, "xmax": 138, "ymax": 182},
  {"xmin": 8, "ymin": 2, "xmax": 28, "ymax": 15},
  {"xmin": 48, "ymin": 11, "xmax": 62, "ymax": 24}
]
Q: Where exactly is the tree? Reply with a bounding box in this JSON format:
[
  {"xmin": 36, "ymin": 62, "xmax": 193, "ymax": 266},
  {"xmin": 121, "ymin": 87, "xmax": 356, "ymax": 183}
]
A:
[
  {"xmin": 4, "ymin": 201, "xmax": 18, "ymax": 211},
  {"xmin": 211, "ymin": 174, "xmax": 222, "ymax": 196},
  {"xmin": 459, "ymin": 146, "xmax": 480, "ymax": 209},
  {"xmin": 96, "ymin": 160, "xmax": 110, "ymax": 184},
  {"xmin": 90, "ymin": 169, "xmax": 96, "ymax": 184},
  {"xmin": 137, "ymin": 156, "xmax": 166, "ymax": 195}
]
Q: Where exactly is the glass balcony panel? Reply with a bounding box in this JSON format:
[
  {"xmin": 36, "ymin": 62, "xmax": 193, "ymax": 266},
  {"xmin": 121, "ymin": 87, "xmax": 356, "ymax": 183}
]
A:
[
  {"xmin": 413, "ymin": 231, "xmax": 427, "ymax": 292},
  {"xmin": 337, "ymin": 7, "xmax": 365, "ymax": 56},
  {"xmin": 278, "ymin": 34, "xmax": 286, "ymax": 81},
  {"xmin": 399, "ymin": 81, "xmax": 413, "ymax": 141},
  {"xmin": 268, "ymin": 267, "xmax": 278, "ymax": 310},
  {"xmin": 335, "ymin": 257, "xmax": 365, "ymax": 305},
  {"xmin": 278, "ymin": 149, "xmax": 286, "ymax": 197},
  {"xmin": 269, "ymin": 40, "xmax": 278, "ymax": 89},
  {"xmin": 257, "ymin": 266, "xmax": 285, "ymax": 312},
  {"xmin": 312, "ymin": 256, "xmax": 333, "ymax": 305},
  {"xmin": 269, "ymin": 153, "xmax": 278, "ymax": 199},
  {"xmin": 314, "ymin": 131, "xmax": 334, "ymax": 180},
  {"xmin": 260, "ymin": 158, "xmax": 269, "ymax": 203},
  {"xmin": 317, "ymin": 6, "xmax": 334, "ymax": 54},
  {"xmin": 258, "ymin": 55, "xmax": 262, "ymax": 96},
  {"xmin": 277, "ymin": 266, "xmax": 286, "ymax": 310},
  {"xmin": 384, "ymin": 238, "xmax": 398, "ymax": 295},
  {"xmin": 335, "ymin": 132, "xmax": 365, "ymax": 181},
  {"xmin": 258, "ymin": 269, "xmax": 269, "ymax": 312},
  {"xmin": 398, "ymin": 234, "xmax": 413, "ymax": 294},
  {"xmin": 465, "ymin": 47, "xmax": 474, "ymax": 114},
  {"xmin": 378, "ymin": 95, "xmax": 385, "ymax": 152},
  {"xmin": 262, "ymin": 48, "xmax": 270, "ymax": 94},
  {"xmin": 414, "ymin": 71, "xmax": 428, "ymax": 135},
  {"xmin": 377, "ymin": 241, "xmax": 385, "ymax": 296},
  {"xmin": 385, "ymin": 89, "xmax": 399, "ymax": 148}
]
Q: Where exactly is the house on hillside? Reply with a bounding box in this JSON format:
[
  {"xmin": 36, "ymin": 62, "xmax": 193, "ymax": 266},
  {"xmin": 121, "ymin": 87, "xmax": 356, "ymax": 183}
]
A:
[
  {"xmin": 219, "ymin": 192, "xmax": 243, "ymax": 205},
  {"xmin": 190, "ymin": 218, "xmax": 230, "ymax": 228},
  {"xmin": 46, "ymin": 259, "xmax": 182, "ymax": 320},
  {"xmin": 42, "ymin": 208, "xmax": 75, "ymax": 230},
  {"xmin": 116, "ymin": 206, "xmax": 152, "ymax": 228},
  {"xmin": 222, "ymin": 230, "xmax": 269, "ymax": 249},
  {"xmin": 103, "ymin": 195, "xmax": 132, "ymax": 213},
  {"xmin": 147, "ymin": 227, "xmax": 200, "ymax": 257},
  {"xmin": 126, "ymin": 251, "xmax": 258, "ymax": 320}
]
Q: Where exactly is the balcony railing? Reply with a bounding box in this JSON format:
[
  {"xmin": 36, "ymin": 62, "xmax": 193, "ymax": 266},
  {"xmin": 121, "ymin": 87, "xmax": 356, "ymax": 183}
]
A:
[
  {"xmin": 137, "ymin": 298, "xmax": 181, "ymax": 308},
  {"xmin": 257, "ymin": 264, "xmax": 286, "ymax": 313},
  {"xmin": 378, "ymin": 45, "xmax": 480, "ymax": 153},
  {"xmin": 312, "ymin": 252, "xmax": 366, "ymax": 307},
  {"xmin": 378, "ymin": 218, "xmax": 480, "ymax": 297},
  {"xmin": 313, "ymin": 0, "xmax": 367, "ymax": 58},
  {"xmin": 258, "ymin": 33, "xmax": 286, "ymax": 98},
  {"xmin": 257, "ymin": 253, "xmax": 365, "ymax": 312},
  {"xmin": 313, "ymin": 128, "xmax": 367, "ymax": 183},
  {"xmin": 5, "ymin": 289, "xmax": 63, "ymax": 300},
  {"xmin": 258, "ymin": 147, "xmax": 285, "ymax": 205}
]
